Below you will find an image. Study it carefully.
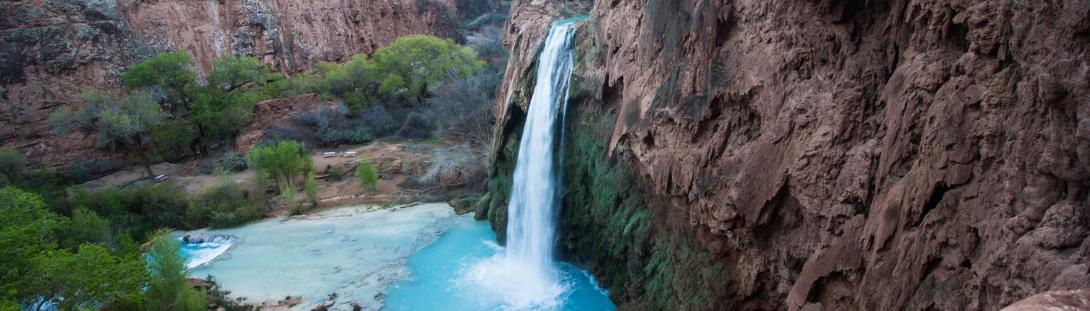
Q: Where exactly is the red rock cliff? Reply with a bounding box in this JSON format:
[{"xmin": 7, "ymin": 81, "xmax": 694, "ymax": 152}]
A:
[
  {"xmin": 487, "ymin": 0, "xmax": 1090, "ymax": 310},
  {"xmin": 1, "ymin": 0, "xmax": 469, "ymax": 167}
]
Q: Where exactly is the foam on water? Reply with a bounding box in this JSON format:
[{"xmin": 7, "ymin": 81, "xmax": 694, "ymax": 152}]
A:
[
  {"xmin": 384, "ymin": 217, "xmax": 614, "ymax": 311},
  {"xmin": 461, "ymin": 18, "xmax": 582, "ymax": 309},
  {"xmin": 178, "ymin": 234, "xmax": 236, "ymax": 269}
]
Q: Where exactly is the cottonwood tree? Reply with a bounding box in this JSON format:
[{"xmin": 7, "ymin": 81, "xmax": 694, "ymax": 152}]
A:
[
  {"xmin": 51, "ymin": 90, "xmax": 168, "ymax": 177},
  {"xmin": 366, "ymin": 35, "xmax": 485, "ymax": 105},
  {"xmin": 246, "ymin": 140, "xmax": 311, "ymax": 190}
]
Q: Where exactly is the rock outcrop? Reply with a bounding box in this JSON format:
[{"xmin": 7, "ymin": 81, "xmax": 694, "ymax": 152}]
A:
[
  {"xmin": 485, "ymin": 0, "xmax": 1090, "ymax": 310},
  {"xmin": 2, "ymin": 0, "xmax": 470, "ymax": 168}
]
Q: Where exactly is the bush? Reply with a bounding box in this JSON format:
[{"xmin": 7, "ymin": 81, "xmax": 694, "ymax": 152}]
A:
[
  {"xmin": 325, "ymin": 165, "xmax": 346, "ymax": 181},
  {"xmin": 0, "ymin": 148, "xmax": 25, "ymax": 183},
  {"xmin": 69, "ymin": 183, "xmax": 189, "ymax": 239},
  {"xmin": 418, "ymin": 144, "xmax": 487, "ymax": 188},
  {"xmin": 58, "ymin": 207, "xmax": 113, "ymax": 250},
  {"xmin": 185, "ymin": 183, "xmax": 264, "ymax": 228},
  {"xmin": 64, "ymin": 158, "xmax": 125, "ymax": 183},
  {"xmin": 397, "ymin": 112, "xmax": 435, "ymax": 139},
  {"xmin": 305, "ymin": 171, "xmax": 318, "ymax": 210},
  {"xmin": 218, "ymin": 152, "xmax": 248, "ymax": 172},
  {"xmin": 356, "ymin": 160, "xmax": 379, "ymax": 190},
  {"xmin": 426, "ymin": 71, "xmax": 499, "ymax": 147},
  {"xmin": 357, "ymin": 105, "xmax": 399, "ymax": 137},
  {"xmin": 294, "ymin": 105, "xmax": 377, "ymax": 147}
]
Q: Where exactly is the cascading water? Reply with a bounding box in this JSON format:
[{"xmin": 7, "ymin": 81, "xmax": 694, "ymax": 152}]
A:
[
  {"xmin": 463, "ymin": 19, "xmax": 584, "ymax": 309},
  {"xmin": 505, "ymin": 17, "xmax": 577, "ymax": 289}
]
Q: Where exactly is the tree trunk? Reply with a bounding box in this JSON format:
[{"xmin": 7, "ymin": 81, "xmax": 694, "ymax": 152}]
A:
[{"xmin": 140, "ymin": 152, "xmax": 155, "ymax": 177}]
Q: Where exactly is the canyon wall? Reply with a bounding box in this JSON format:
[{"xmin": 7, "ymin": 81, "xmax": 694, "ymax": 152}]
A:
[
  {"xmin": 484, "ymin": 0, "xmax": 1090, "ymax": 310},
  {"xmin": 1, "ymin": 0, "xmax": 469, "ymax": 167}
]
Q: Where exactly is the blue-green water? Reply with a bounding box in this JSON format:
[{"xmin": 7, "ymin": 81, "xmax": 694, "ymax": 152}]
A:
[{"xmin": 384, "ymin": 217, "xmax": 615, "ymax": 311}]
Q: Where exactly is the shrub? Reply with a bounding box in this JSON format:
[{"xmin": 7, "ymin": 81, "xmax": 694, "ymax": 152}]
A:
[
  {"xmin": 357, "ymin": 105, "xmax": 399, "ymax": 137},
  {"xmin": 69, "ymin": 183, "xmax": 189, "ymax": 239},
  {"xmin": 426, "ymin": 71, "xmax": 499, "ymax": 147},
  {"xmin": 185, "ymin": 183, "xmax": 264, "ymax": 229},
  {"xmin": 0, "ymin": 148, "xmax": 25, "ymax": 183},
  {"xmin": 418, "ymin": 144, "xmax": 487, "ymax": 188},
  {"xmin": 356, "ymin": 160, "xmax": 379, "ymax": 190},
  {"xmin": 397, "ymin": 112, "xmax": 435, "ymax": 139},
  {"xmin": 294, "ymin": 105, "xmax": 377, "ymax": 147},
  {"xmin": 218, "ymin": 152, "xmax": 248, "ymax": 172},
  {"xmin": 281, "ymin": 185, "xmax": 301, "ymax": 215},
  {"xmin": 58, "ymin": 207, "xmax": 113, "ymax": 250},
  {"xmin": 64, "ymin": 158, "xmax": 124, "ymax": 183},
  {"xmin": 325, "ymin": 165, "xmax": 346, "ymax": 181},
  {"xmin": 305, "ymin": 171, "xmax": 318, "ymax": 210}
]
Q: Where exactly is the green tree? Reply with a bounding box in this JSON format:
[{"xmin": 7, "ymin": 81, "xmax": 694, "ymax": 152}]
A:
[
  {"xmin": 32, "ymin": 244, "xmax": 145, "ymax": 310},
  {"xmin": 188, "ymin": 87, "xmax": 256, "ymax": 153},
  {"xmin": 246, "ymin": 140, "xmax": 311, "ymax": 190},
  {"xmin": 146, "ymin": 231, "xmax": 207, "ymax": 311},
  {"xmin": 356, "ymin": 159, "xmax": 378, "ymax": 190},
  {"xmin": 187, "ymin": 55, "xmax": 268, "ymax": 154},
  {"xmin": 207, "ymin": 55, "xmax": 269, "ymax": 92},
  {"xmin": 58, "ymin": 207, "xmax": 113, "ymax": 250},
  {"xmin": 151, "ymin": 120, "xmax": 196, "ymax": 162},
  {"xmin": 0, "ymin": 187, "xmax": 58, "ymax": 304},
  {"xmin": 51, "ymin": 91, "xmax": 168, "ymax": 177},
  {"xmin": 367, "ymin": 35, "xmax": 485, "ymax": 104},
  {"xmin": 121, "ymin": 50, "xmax": 197, "ymax": 112}
]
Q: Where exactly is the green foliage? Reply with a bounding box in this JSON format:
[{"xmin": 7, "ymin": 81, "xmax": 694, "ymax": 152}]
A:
[
  {"xmin": 151, "ymin": 120, "xmax": 196, "ymax": 162},
  {"xmin": 188, "ymin": 87, "xmax": 256, "ymax": 150},
  {"xmin": 0, "ymin": 187, "xmax": 58, "ymax": 302},
  {"xmin": 58, "ymin": 207, "xmax": 113, "ymax": 250},
  {"xmin": 185, "ymin": 182, "xmax": 265, "ymax": 229},
  {"xmin": 203, "ymin": 276, "xmax": 253, "ymax": 311},
  {"xmin": 146, "ymin": 231, "xmax": 207, "ymax": 311},
  {"xmin": 325, "ymin": 164, "xmax": 346, "ymax": 181},
  {"xmin": 356, "ymin": 159, "xmax": 379, "ymax": 190},
  {"xmin": 369, "ymin": 35, "xmax": 485, "ymax": 103},
  {"xmin": 51, "ymin": 90, "xmax": 168, "ymax": 177},
  {"xmin": 0, "ymin": 148, "xmax": 24, "ymax": 185},
  {"xmin": 218, "ymin": 152, "xmax": 248, "ymax": 172},
  {"xmin": 32, "ymin": 244, "xmax": 145, "ymax": 310},
  {"xmin": 121, "ymin": 50, "xmax": 197, "ymax": 109},
  {"xmin": 70, "ymin": 182, "xmax": 189, "ymax": 240},
  {"xmin": 207, "ymin": 55, "xmax": 269, "ymax": 92},
  {"xmin": 305, "ymin": 171, "xmax": 318, "ymax": 210},
  {"xmin": 281, "ymin": 184, "xmax": 300, "ymax": 215},
  {"xmin": 246, "ymin": 140, "xmax": 311, "ymax": 190},
  {"xmin": 188, "ymin": 55, "xmax": 269, "ymax": 151}
]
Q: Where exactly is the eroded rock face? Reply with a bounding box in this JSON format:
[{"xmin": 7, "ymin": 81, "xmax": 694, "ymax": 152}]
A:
[
  {"xmin": 488, "ymin": 0, "xmax": 1090, "ymax": 310},
  {"xmin": 2, "ymin": 0, "xmax": 467, "ymax": 167}
]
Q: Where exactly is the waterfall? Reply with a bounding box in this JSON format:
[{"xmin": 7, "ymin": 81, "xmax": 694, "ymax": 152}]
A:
[
  {"xmin": 465, "ymin": 19, "xmax": 580, "ymax": 309},
  {"xmin": 506, "ymin": 18, "xmax": 577, "ymax": 285}
]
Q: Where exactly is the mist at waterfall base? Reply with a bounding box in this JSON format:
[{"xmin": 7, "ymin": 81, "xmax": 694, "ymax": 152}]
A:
[{"xmin": 384, "ymin": 219, "xmax": 614, "ymax": 311}]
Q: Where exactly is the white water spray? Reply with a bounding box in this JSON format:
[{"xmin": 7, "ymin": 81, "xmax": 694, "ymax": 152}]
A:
[{"xmin": 465, "ymin": 19, "xmax": 580, "ymax": 309}]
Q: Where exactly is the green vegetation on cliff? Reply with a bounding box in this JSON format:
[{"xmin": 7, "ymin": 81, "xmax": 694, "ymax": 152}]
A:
[{"xmin": 483, "ymin": 80, "xmax": 730, "ymax": 309}]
